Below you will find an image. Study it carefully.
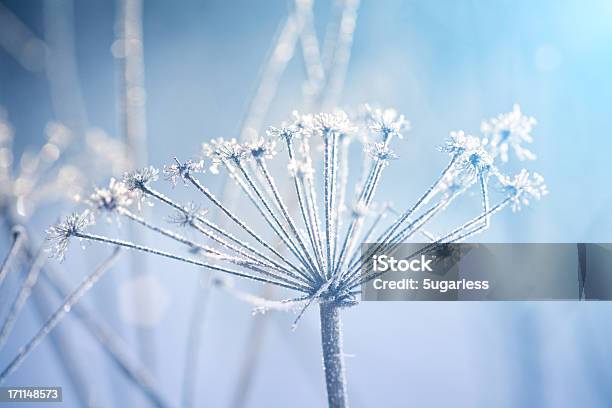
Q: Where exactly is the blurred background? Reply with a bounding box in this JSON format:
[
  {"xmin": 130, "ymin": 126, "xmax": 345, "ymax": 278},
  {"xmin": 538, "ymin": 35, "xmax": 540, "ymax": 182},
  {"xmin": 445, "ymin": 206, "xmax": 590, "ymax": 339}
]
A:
[{"xmin": 1, "ymin": 0, "xmax": 612, "ymax": 407}]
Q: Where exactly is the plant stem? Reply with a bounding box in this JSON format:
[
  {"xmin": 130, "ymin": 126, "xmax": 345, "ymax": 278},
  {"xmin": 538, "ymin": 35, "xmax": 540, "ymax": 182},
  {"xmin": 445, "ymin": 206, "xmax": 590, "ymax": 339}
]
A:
[
  {"xmin": 319, "ymin": 302, "xmax": 348, "ymax": 408},
  {"xmin": 0, "ymin": 225, "xmax": 26, "ymax": 288},
  {"xmin": 0, "ymin": 247, "xmax": 122, "ymax": 384}
]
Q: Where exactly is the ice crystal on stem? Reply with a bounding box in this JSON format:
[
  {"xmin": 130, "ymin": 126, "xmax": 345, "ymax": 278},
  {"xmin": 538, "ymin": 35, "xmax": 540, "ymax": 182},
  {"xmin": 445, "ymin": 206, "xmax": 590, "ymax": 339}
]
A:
[{"xmin": 49, "ymin": 105, "xmax": 546, "ymax": 408}]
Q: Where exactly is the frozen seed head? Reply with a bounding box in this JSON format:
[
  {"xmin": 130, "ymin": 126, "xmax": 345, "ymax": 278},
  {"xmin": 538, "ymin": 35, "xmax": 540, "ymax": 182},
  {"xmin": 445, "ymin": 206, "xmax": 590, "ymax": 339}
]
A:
[
  {"xmin": 168, "ymin": 202, "xmax": 207, "ymax": 227},
  {"xmin": 366, "ymin": 106, "xmax": 410, "ymax": 141},
  {"xmin": 216, "ymin": 140, "xmax": 247, "ymax": 163},
  {"xmin": 499, "ymin": 169, "xmax": 548, "ymax": 211},
  {"xmin": 291, "ymin": 111, "xmax": 315, "ymax": 135},
  {"xmin": 86, "ymin": 178, "xmax": 133, "ymax": 214},
  {"xmin": 365, "ymin": 142, "xmax": 397, "ymax": 164},
  {"xmin": 481, "ymin": 104, "xmax": 536, "ymax": 162},
  {"xmin": 164, "ymin": 158, "xmax": 204, "ymax": 186},
  {"xmin": 441, "ymin": 131, "xmax": 481, "ymax": 157},
  {"xmin": 50, "ymin": 106, "xmax": 546, "ymax": 310},
  {"xmin": 312, "ymin": 111, "xmax": 355, "ymax": 138},
  {"xmin": 244, "ymin": 138, "xmax": 277, "ymax": 160},
  {"xmin": 463, "ymin": 147, "xmax": 493, "ymax": 176},
  {"xmin": 123, "ymin": 166, "xmax": 159, "ymax": 191},
  {"xmin": 201, "ymin": 138, "xmax": 246, "ymax": 173},
  {"xmin": 267, "ymin": 125, "xmax": 301, "ymax": 143},
  {"xmin": 123, "ymin": 166, "xmax": 159, "ymax": 209},
  {"xmin": 450, "ymin": 134, "xmax": 493, "ymax": 178},
  {"xmin": 46, "ymin": 211, "xmax": 91, "ymax": 261}
]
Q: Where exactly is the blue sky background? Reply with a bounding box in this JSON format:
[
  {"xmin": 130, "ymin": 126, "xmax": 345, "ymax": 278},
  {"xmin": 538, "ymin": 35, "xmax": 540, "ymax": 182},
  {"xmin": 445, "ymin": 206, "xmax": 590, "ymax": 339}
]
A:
[{"xmin": 1, "ymin": 1, "xmax": 612, "ymax": 407}]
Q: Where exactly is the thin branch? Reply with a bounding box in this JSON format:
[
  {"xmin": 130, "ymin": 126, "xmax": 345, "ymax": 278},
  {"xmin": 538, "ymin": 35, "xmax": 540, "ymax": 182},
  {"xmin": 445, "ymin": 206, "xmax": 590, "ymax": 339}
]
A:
[
  {"xmin": 37, "ymin": 254, "xmax": 172, "ymax": 408},
  {"xmin": 0, "ymin": 225, "xmax": 26, "ymax": 289},
  {"xmin": 74, "ymin": 231, "xmax": 308, "ymax": 293},
  {"xmin": 0, "ymin": 248, "xmax": 121, "ymax": 384},
  {"xmin": 0, "ymin": 248, "xmax": 45, "ymax": 350}
]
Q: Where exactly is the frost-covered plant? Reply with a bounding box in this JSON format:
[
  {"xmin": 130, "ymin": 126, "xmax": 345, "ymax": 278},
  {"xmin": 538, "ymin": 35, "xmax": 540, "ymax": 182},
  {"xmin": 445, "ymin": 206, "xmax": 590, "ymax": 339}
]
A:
[{"xmin": 47, "ymin": 105, "xmax": 546, "ymax": 408}]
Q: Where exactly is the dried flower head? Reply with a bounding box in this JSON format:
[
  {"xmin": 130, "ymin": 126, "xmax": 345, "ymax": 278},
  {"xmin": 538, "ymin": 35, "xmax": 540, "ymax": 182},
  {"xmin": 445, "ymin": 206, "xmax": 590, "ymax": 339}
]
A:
[
  {"xmin": 201, "ymin": 138, "xmax": 246, "ymax": 173},
  {"xmin": 461, "ymin": 146, "xmax": 494, "ymax": 176},
  {"xmin": 441, "ymin": 131, "xmax": 481, "ymax": 157},
  {"xmin": 365, "ymin": 142, "xmax": 397, "ymax": 164},
  {"xmin": 122, "ymin": 166, "xmax": 159, "ymax": 208},
  {"xmin": 123, "ymin": 166, "xmax": 159, "ymax": 191},
  {"xmin": 481, "ymin": 104, "xmax": 536, "ymax": 162},
  {"xmin": 51, "ymin": 106, "xmax": 546, "ymax": 408},
  {"xmin": 86, "ymin": 178, "xmax": 134, "ymax": 214},
  {"xmin": 312, "ymin": 111, "xmax": 355, "ymax": 138},
  {"xmin": 366, "ymin": 106, "xmax": 410, "ymax": 141},
  {"xmin": 46, "ymin": 211, "xmax": 92, "ymax": 261},
  {"xmin": 244, "ymin": 138, "xmax": 277, "ymax": 160},
  {"xmin": 164, "ymin": 159, "xmax": 204, "ymax": 186},
  {"xmin": 291, "ymin": 111, "xmax": 315, "ymax": 135},
  {"xmin": 498, "ymin": 169, "xmax": 548, "ymax": 211},
  {"xmin": 266, "ymin": 125, "xmax": 301, "ymax": 143}
]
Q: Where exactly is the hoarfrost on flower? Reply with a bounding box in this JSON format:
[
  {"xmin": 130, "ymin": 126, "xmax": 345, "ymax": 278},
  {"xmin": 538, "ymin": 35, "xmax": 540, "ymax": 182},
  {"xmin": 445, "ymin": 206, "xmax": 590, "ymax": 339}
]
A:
[
  {"xmin": 164, "ymin": 159, "xmax": 204, "ymax": 186},
  {"xmin": 244, "ymin": 138, "xmax": 277, "ymax": 160},
  {"xmin": 86, "ymin": 178, "xmax": 134, "ymax": 215},
  {"xmin": 365, "ymin": 142, "xmax": 397, "ymax": 164},
  {"xmin": 123, "ymin": 166, "xmax": 159, "ymax": 191},
  {"xmin": 201, "ymin": 138, "xmax": 246, "ymax": 173},
  {"xmin": 267, "ymin": 125, "xmax": 301, "ymax": 143},
  {"xmin": 365, "ymin": 105, "xmax": 410, "ymax": 141},
  {"xmin": 123, "ymin": 166, "xmax": 159, "ymax": 208},
  {"xmin": 498, "ymin": 169, "xmax": 548, "ymax": 211},
  {"xmin": 45, "ymin": 211, "xmax": 92, "ymax": 261},
  {"xmin": 312, "ymin": 111, "xmax": 355, "ymax": 138},
  {"xmin": 441, "ymin": 131, "xmax": 481, "ymax": 157},
  {"xmin": 481, "ymin": 104, "xmax": 536, "ymax": 162}
]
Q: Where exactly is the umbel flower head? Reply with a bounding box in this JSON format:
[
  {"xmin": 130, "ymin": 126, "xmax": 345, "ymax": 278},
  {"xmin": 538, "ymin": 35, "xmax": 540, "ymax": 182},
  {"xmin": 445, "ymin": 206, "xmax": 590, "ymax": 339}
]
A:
[
  {"xmin": 312, "ymin": 111, "xmax": 355, "ymax": 138},
  {"xmin": 481, "ymin": 104, "xmax": 537, "ymax": 162},
  {"xmin": 122, "ymin": 166, "xmax": 159, "ymax": 208},
  {"xmin": 201, "ymin": 138, "xmax": 246, "ymax": 174},
  {"xmin": 266, "ymin": 124, "xmax": 301, "ymax": 144},
  {"xmin": 365, "ymin": 142, "xmax": 397, "ymax": 164},
  {"xmin": 164, "ymin": 159, "xmax": 204, "ymax": 186},
  {"xmin": 441, "ymin": 130, "xmax": 481, "ymax": 157},
  {"xmin": 49, "ymin": 106, "xmax": 546, "ymax": 310},
  {"xmin": 245, "ymin": 138, "xmax": 277, "ymax": 160},
  {"xmin": 123, "ymin": 166, "xmax": 159, "ymax": 191},
  {"xmin": 86, "ymin": 178, "xmax": 134, "ymax": 214},
  {"xmin": 47, "ymin": 105, "xmax": 546, "ymax": 408}
]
